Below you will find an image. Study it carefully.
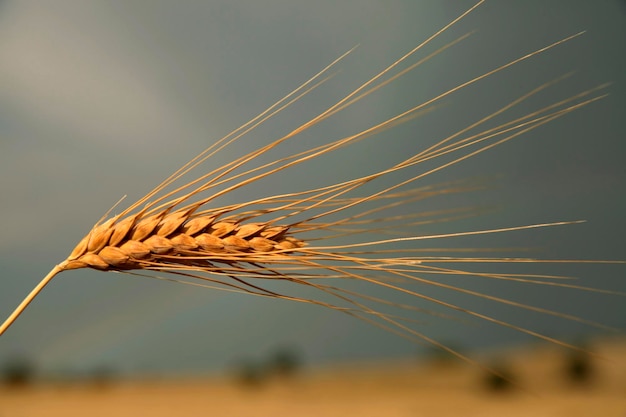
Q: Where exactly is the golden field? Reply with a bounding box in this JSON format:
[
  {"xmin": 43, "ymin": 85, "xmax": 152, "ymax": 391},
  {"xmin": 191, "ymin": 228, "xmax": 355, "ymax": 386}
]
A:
[{"xmin": 1, "ymin": 337, "xmax": 624, "ymax": 417}]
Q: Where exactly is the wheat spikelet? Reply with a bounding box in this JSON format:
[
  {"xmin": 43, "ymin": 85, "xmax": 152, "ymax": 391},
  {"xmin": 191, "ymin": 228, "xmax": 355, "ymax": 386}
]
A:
[{"xmin": 0, "ymin": 1, "xmax": 622, "ymax": 370}]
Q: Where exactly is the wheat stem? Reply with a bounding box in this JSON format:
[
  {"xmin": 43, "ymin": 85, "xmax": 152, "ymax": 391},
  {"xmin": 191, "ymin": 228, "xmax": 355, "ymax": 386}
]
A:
[{"xmin": 0, "ymin": 264, "xmax": 64, "ymax": 336}]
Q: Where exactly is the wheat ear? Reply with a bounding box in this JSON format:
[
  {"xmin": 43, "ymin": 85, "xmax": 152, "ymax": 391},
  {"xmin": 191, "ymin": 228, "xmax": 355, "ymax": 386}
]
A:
[{"xmin": 1, "ymin": 1, "xmax": 621, "ymax": 366}]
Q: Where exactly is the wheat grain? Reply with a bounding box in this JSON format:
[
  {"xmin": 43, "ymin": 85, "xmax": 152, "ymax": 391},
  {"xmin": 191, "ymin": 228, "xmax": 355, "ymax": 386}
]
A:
[{"xmin": 0, "ymin": 1, "xmax": 622, "ymax": 369}]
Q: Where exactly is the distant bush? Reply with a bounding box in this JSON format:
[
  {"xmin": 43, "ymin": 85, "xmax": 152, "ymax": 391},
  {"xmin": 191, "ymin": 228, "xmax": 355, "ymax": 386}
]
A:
[
  {"xmin": 231, "ymin": 345, "xmax": 304, "ymax": 388},
  {"xmin": 232, "ymin": 358, "xmax": 267, "ymax": 388},
  {"xmin": 1, "ymin": 356, "xmax": 36, "ymax": 388},
  {"xmin": 563, "ymin": 350, "xmax": 594, "ymax": 385},
  {"xmin": 481, "ymin": 361, "xmax": 515, "ymax": 393},
  {"xmin": 266, "ymin": 346, "xmax": 302, "ymax": 378}
]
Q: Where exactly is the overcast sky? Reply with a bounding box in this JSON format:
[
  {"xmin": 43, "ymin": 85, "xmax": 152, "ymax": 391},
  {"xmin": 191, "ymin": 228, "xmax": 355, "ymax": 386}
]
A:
[{"xmin": 0, "ymin": 1, "xmax": 624, "ymax": 377}]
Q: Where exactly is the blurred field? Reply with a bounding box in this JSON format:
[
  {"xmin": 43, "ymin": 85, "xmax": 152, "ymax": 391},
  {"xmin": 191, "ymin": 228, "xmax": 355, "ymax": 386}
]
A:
[{"xmin": 1, "ymin": 337, "xmax": 624, "ymax": 417}]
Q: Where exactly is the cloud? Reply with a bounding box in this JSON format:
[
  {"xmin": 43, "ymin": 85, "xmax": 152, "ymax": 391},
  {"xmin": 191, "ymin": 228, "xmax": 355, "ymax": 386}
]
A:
[{"xmin": 0, "ymin": 1, "xmax": 205, "ymax": 149}]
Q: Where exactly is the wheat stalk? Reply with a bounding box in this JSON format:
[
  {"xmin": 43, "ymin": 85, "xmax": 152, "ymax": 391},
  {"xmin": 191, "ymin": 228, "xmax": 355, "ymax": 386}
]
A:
[{"xmin": 0, "ymin": 1, "xmax": 621, "ymax": 366}]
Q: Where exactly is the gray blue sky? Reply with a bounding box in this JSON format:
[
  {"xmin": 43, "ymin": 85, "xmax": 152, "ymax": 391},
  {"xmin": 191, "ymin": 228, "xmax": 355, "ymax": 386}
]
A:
[{"xmin": 0, "ymin": 1, "xmax": 624, "ymax": 376}]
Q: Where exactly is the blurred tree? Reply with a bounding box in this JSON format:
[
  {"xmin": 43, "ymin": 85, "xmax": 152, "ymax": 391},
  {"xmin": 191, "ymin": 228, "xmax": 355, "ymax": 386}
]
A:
[{"xmin": 1, "ymin": 355, "xmax": 36, "ymax": 388}]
